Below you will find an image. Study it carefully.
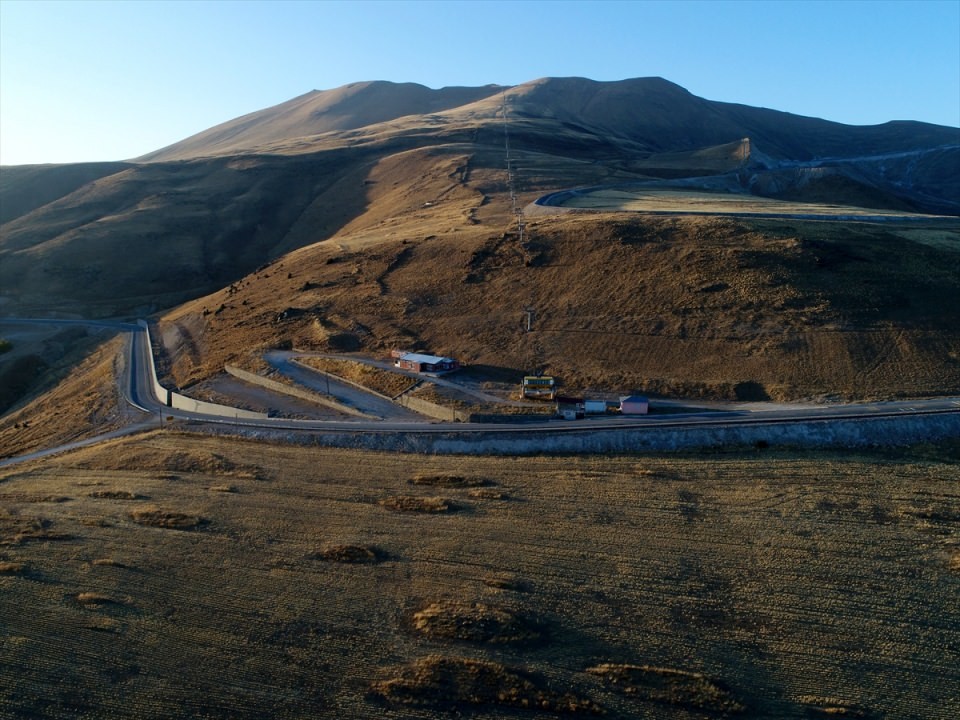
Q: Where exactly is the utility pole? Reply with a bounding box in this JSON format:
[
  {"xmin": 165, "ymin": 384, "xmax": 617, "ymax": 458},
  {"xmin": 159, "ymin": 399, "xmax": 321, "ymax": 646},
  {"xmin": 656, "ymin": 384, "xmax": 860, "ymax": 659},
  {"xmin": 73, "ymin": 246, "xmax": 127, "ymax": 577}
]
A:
[
  {"xmin": 502, "ymin": 90, "xmax": 523, "ymax": 238},
  {"xmin": 524, "ymin": 306, "xmax": 534, "ymax": 332}
]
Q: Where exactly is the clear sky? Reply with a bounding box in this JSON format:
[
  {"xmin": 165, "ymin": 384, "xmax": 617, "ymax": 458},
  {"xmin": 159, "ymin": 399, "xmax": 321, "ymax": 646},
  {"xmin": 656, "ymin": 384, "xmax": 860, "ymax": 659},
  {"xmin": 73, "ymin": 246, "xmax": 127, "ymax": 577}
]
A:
[{"xmin": 1, "ymin": 0, "xmax": 958, "ymax": 165}]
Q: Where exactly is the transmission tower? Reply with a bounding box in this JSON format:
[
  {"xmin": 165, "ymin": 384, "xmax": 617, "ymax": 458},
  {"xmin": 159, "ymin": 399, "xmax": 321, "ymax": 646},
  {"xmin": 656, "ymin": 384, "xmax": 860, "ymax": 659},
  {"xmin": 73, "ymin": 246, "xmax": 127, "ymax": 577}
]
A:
[{"xmin": 501, "ymin": 91, "xmax": 524, "ymax": 243}]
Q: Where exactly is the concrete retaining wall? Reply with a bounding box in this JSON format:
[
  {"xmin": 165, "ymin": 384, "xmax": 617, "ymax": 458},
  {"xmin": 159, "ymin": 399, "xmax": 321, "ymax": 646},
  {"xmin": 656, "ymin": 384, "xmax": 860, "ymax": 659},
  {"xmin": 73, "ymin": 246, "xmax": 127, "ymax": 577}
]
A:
[
  {"xmin": 136, "ymin": 320, "xmax": 171, "ymax": 406},
  {"xmin": 225, "ymin": 365, "xmax": 368, "ymax": 418},
  {"xmin": 168, "ymin": 392, "xmax": 268, "ymax": 420},
  {"xmin": 204, "ymin": 411, "xmax": 960, "ymax": 456},
  {"xmin": 396, "ymin": 393, "xmax": 471, "ymax": 423},
  {"xmin": 137, "ymin": 320, "xmax": 267, "ymax": 420}
]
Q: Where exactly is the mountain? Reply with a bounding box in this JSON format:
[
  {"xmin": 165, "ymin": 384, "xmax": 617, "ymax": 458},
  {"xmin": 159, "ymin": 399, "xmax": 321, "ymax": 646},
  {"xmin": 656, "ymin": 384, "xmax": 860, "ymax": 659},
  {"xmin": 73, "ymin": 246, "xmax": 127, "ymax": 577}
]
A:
[
  {"xmin": 1, "ymin": 77, "xmax": 959, "ymax": 414},
  {"xmin": 139, "ymin": 76, "xmax": 960, "ymax": 163},
  {"xmin": 137, "ymin": 81, "xmax": 505, "ymax": 162},
  {"xmin": 2, "ymin": 76, "xmax": 957, "ymax": 314}
]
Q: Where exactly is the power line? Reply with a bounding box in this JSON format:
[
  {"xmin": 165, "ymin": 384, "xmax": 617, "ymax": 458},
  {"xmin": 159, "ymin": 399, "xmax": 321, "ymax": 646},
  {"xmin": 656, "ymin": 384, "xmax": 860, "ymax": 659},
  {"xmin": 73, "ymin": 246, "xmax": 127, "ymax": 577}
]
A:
[{"xmin": 501, "ymin": 91, "xmax": 524, "ymax": 243}]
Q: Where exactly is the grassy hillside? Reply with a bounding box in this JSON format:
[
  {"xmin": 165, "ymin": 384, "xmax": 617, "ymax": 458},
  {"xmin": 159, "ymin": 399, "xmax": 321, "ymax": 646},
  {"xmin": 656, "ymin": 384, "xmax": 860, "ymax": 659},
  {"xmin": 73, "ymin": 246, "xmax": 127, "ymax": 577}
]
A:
[
  {"xmin": 2, "ymin": 77, "xmax": 958, "ymax": 428},
  {"xmin": 2, "ymin": 433, "xmax": 958, "ymax": 719},
  {"xmin": 157, "ymin": 193, "xmax": 960, "ymax": 403}
]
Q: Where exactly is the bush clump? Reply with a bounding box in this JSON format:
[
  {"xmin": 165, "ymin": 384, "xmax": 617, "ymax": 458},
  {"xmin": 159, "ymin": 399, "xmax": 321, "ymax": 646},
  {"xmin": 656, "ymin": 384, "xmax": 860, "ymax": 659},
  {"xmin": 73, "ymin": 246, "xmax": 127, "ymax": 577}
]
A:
[
  {"xmin": 371, "ymin": 655, "xmax": 602, "ymax": 714},
  {"xmin": 129, "ymin": 507, "xmax": 208, "ymax": 530},
  {"xmin": 379, "ymin": 496, "xmax": 459, "ymax": 513},
  {"xmin": 587, "ymin": 663, "xmax": 744, "ymax": 713},
  {"xmin": 316, "ymin": 544, "xmax": 385, "ymax": 564},
  {"xmin": 410, "ymin": 473, "xmax": 489, "ymax": 488},
  {"xmin": 411, "ymin": 601, "xmax": 542, "ymax": 644}
]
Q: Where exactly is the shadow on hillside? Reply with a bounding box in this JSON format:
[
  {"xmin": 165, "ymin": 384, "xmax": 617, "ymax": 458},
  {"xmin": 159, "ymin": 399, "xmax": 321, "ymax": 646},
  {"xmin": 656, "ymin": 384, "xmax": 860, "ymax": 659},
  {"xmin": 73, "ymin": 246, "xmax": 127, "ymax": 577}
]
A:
[{"xmin": 458, "ymin": 365, "xmax": 526, "ymax": 384}]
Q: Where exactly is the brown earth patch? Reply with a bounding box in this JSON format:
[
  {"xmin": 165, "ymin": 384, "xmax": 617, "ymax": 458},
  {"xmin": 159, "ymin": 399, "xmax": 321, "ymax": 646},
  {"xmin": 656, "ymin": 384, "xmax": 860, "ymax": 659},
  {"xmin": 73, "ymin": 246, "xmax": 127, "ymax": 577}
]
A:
[
  {"xmin": 129, "ymin": 507, "xmax": 208, "ymax": 530},
  {"xmin": 75, "ymin": 592, "xmax": 121, "ymax": 606},
  {"xmin": 0, "ymin": 560, "xmax": 26, "ymax": 574},
  {"xmin": 89, "ymin": 490, "xmax": 143, "ymax": 500},
  {"xmin": 370, "ymin": 655, "xmax": 602, "ymax": 714},
  {"xmin": 91, "ymin": 558, "xmax": 131, "ymax": 568},
  {"xmin": 411, "ymin": 600, "xmax": 542, "ymax": 645},
  {"xmin": 409, "ymin": 473, "xmax": 490, "ymax": 488},
  {"xmin": 0, "ymin": 514, "xmax": 72, "ymax": 545},
  {"xmin": 379, "ymin": 496, "xmax": 460, "ymax": 513},
  {"xmin": 482, "ymin": 575, "xmax": 530, "ymax": 592},
  {"xmin": 315, "ymin": 544, "xmax": 386, "ymax": 564},
  {"xmin": 798, "ymin": 696, "xmax": 872, "ymax": 718},
  {"xmin": 587, "ymin": 663, "xmax": 744, "ymax": 713},
  {"xmin": 0, "ymin": 494, "xmax": 70, "ymax": 503},
  {"xmin": 469, "ymin": 487, "xmax": 509, "ymax": 500}
]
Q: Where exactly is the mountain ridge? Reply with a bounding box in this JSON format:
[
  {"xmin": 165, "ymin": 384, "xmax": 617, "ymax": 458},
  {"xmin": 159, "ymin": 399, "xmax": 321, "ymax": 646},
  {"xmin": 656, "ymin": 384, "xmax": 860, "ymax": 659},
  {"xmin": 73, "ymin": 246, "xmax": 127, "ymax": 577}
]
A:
[
  {"xmin": 1, "ymin": 74, "xmax": 957, "ymax": 323},
  {"xmin": 136, "ymin": 76, "xmax": 960, "ymax": 163}
]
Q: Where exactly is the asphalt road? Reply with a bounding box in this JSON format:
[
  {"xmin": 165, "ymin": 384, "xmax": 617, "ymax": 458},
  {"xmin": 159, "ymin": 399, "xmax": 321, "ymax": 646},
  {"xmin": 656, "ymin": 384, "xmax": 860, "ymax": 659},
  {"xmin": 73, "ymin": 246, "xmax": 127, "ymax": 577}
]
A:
[{"xmin": 2, "ymin": 317, "xmax": 959, "ymax": 465}]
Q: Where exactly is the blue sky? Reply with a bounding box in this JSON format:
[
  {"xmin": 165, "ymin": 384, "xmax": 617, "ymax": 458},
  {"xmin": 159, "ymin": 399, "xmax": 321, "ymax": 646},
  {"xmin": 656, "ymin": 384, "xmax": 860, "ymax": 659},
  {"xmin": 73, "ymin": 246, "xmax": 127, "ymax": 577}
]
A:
[{"xmin": 1, "ymin": 0, "xmax": 958, "ymax": 165}]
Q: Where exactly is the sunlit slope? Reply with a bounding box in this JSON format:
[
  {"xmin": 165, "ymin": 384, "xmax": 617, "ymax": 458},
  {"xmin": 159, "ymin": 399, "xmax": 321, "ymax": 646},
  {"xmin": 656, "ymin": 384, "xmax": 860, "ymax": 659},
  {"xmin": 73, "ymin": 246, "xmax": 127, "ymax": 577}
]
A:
[
  {"xmin": 157, "ymin": 203, "xmax": 960, "ymax": 402},
  {"xmin": 2, "ymin": 76, "xmax": 958, "ymax": 319},
  {"xmin": 137, "ymin": 81, "xmax": 504, "ymax": 162}
]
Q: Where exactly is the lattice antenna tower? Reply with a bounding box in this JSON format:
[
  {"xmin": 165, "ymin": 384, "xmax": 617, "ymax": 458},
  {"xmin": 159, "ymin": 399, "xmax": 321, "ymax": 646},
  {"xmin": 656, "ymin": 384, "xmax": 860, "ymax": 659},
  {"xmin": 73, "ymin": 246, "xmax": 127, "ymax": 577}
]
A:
[{"xmin": 502, "ymin": 91, "xmax": 524, "ymax": 243}]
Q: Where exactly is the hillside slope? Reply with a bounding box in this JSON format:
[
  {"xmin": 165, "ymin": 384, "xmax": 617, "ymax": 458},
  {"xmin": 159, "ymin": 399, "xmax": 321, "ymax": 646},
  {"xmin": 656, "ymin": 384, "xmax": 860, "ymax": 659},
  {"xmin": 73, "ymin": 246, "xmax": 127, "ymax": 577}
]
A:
[
  {"xmin": 2, "ymin": 76, "xmax": 959, "ymax": 426},
  {"xmin": 3, "ymin": 77, "xmax": 957, "ymax": 319},
  {"xmin": 137, "ymin": 81, "xmax": 504, "ymax": 162}
]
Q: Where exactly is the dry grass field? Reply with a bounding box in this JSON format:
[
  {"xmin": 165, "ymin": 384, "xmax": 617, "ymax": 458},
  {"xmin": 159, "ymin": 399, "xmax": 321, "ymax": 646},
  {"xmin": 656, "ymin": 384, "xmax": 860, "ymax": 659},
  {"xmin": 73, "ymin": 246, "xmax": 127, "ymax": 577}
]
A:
[
  {"xmin": 555, "ymin": 187, "xmax": 942, "ymax": 218},
  {"xmin": 2, "ymin": 432, "xmax": 958, "ymax": 719},
  {"xmin": 157, "ymin": 206, "xmax": 960, "ymax": 405}
]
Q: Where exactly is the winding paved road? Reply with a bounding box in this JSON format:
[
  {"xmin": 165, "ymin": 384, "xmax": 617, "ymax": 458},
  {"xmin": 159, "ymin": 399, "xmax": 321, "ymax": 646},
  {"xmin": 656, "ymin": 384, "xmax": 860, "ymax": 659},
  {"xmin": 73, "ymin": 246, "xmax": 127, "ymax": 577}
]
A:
[{"xmin": 2, "ymin": 317, "xmax": 959, "ymax": 467}]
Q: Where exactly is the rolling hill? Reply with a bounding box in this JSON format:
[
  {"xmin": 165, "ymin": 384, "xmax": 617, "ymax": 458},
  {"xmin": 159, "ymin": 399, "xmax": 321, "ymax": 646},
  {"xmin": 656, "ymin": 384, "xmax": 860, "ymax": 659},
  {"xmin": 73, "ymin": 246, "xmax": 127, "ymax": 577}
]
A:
[{"xmin": 1, "ymin": 76, "xmax": 959, "ymax": 426}]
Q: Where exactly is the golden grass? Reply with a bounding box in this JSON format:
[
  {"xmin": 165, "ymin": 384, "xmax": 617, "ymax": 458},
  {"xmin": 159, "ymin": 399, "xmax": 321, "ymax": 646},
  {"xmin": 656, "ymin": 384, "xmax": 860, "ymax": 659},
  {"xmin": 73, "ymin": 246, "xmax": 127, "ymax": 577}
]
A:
[
  {"xmin": 91, "ymin": 558, "xmax": 130, "ymax": 568},
  {"xmin": 469, "ymin": 488, "xmax": 509, "ymax": 500},
  {"xmin": 207, "ymin": 484, "xmax": 238, "ymax": 493},
  {"xmin": 0, "ymin": 335, "xmax": 126, "ymax": 459},
  {"xmin": 797, "ymin": 696, "xmax": 871, "ymax": 718},
  {"xmin": 297, "ymin": 356, "xmax": 414, "ymax": 397},
  {"xmin": 1, "ymin": 433, "xmax": 958, "ymax": 718}
]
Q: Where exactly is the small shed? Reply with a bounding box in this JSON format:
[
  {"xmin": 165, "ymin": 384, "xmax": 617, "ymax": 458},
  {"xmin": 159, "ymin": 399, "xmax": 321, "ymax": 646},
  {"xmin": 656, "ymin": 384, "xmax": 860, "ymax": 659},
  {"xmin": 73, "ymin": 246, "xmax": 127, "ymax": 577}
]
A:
[
  {"xmin": 395, "ymin": 352, "xmax": 459, "ymax": 374},
  {"xmin": 584, "ymin": 399, "xmax": 608, "ymax": 414},
  {"xmin": 619, "ymin": 395, "xmax": 649, "ymax": 415}
]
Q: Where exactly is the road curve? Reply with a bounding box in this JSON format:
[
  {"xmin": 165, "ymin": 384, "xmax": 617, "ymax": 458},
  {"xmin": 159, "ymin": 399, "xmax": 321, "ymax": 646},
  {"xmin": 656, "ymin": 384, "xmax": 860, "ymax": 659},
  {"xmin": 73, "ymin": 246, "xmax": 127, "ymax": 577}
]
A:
[{"xmin": 2, "ymin": 317, "xmax": 959, "ymax": 466}]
